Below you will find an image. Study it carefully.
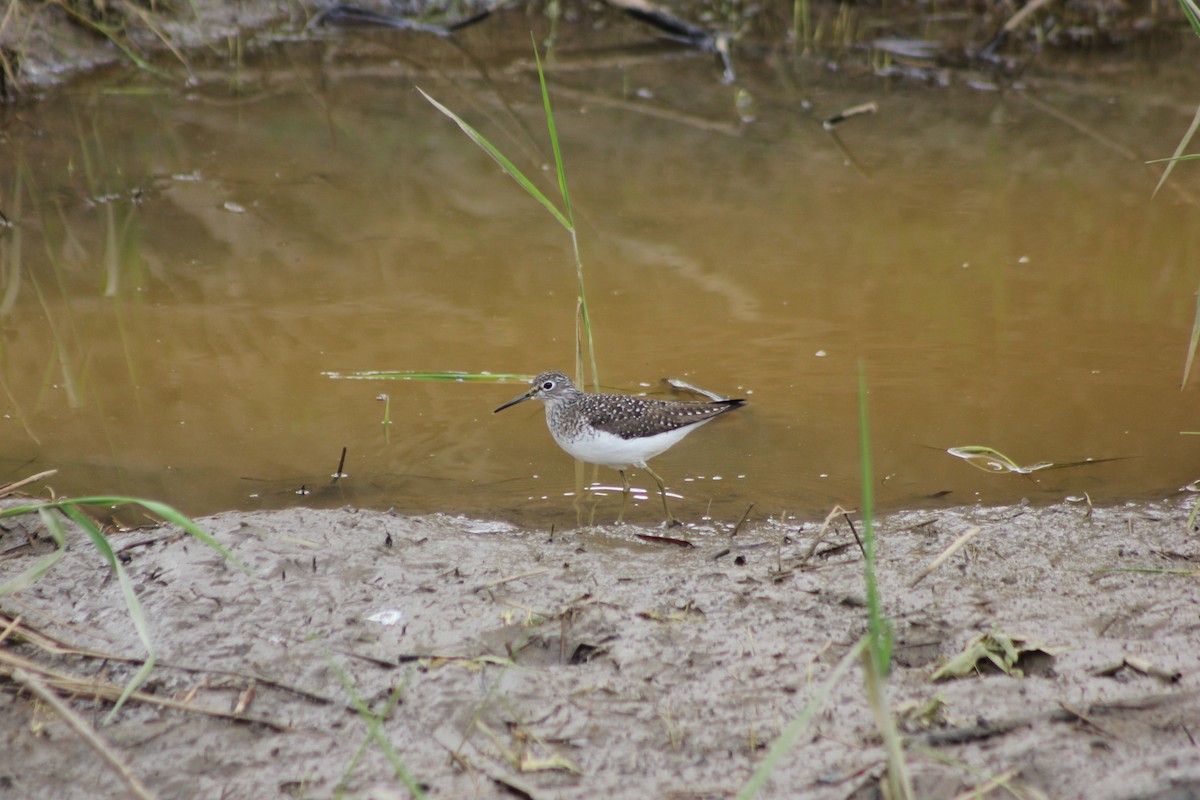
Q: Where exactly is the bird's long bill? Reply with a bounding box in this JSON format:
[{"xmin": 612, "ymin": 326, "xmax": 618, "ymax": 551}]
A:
[{"xmin": 494, "ymin": 389, "xmax": 534, "ymax": 413}]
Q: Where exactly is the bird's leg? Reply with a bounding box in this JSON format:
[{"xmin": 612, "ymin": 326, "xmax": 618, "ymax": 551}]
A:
[
  {"xmin": 574, "ymin": 460, "xmax": 598, "ymax": 526},
  {"xmin": 643, "ymin": 464, "xmax": 679, "ymax": 527},
  {"xmin": 617, "ymin": 469, "xmax": 631, "ymax": 524}
]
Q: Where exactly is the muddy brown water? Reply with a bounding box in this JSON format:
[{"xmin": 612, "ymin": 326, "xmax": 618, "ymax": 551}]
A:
[{"xmin": 2, "ymin": 12, "xmax": 1199, "ymax": 526}]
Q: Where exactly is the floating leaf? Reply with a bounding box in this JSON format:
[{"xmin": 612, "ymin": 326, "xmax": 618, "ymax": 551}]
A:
[
  {"xmin": 945, "ymin": 446, "xmax": 1127, "ymax": 475},
  {"xmin": 946, "ymin": 446, "xmax": 1050, "ymax": 474}
]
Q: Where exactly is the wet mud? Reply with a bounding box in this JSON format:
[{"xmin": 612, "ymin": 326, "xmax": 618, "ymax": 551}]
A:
[{"xmin": 2, "ymin": 500, "xmax": 1199, "ymax": 798}]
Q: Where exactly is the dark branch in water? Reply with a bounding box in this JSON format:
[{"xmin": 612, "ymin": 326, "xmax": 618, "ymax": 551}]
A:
[{"xmin": 308, "ymin": 2, "xmax": 507, "ymax": 35}]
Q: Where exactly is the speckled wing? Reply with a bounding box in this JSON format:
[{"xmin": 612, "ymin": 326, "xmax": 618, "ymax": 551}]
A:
[{"xmin": 580, "ymin": 395, "xmax": 744, "ymax": 440}]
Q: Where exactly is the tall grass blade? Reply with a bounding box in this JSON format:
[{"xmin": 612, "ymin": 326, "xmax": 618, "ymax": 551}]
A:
[
  {"xmin": 857, "ymin": 362, "xmax": 890, "ymax": 672},
  {"xmin": 332, "ymin": 662, "xmax": 425, "ymax": 799},
  {"xmin": 53, "ymin": 6, "xmax": 173, "ymax": 79},
  {"xmin": 857, "ymin": 362, "xmax": 912, "ymax": 799},
  {"xmin": 1154, "ymin": 0, "xmax": 1200, "ymax": 201},
  {"xmin": 532, "ymin": 35, "xmax": 573, "ymax": 227},
  {"xmin": 1152, "ymin": 101, "xmax": 1200, "ymax": 198},
  {"xmin": 416, "ymin": 88, "xmax": 571, "ymax": 231},
  {"xmin": 528, "ymin": 37, "xmax": 598, "ymax": 389},
  {"xmin": 1181, "ymin": 0, "xmax": 1200, "ymax": 37},
  {"xmin": 737, "ymin": 635, "xmax": 868, "ymax": 799},
  {"xmin": 1182, "ymin": 279, "xmax": 1200, "ymax": 388},
  {"xmin": 419, "ymin": 43, "xmax": 600, "ymax": 389}
]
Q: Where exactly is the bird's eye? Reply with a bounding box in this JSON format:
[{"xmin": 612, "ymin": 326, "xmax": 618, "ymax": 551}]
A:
[{"xmin": 542, "ymin": 381, "xmax": 554, "ymax": 390}]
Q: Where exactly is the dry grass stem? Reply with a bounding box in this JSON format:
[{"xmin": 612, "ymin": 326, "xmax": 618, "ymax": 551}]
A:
[
  {"xmin": 11, "ymin": 667, "xmax": 161, "ymax": 800},
  {"xmin": 0, "ymin": 647, "xmax": 288, "ymax": 730},
  {"xmin": 910, "ymin": 526, "xmax": 982, "ymax": 587}
]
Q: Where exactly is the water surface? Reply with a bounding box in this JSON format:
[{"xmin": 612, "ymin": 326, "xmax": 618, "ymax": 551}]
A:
[{"xmin": 2, "ymin": 14, "xmax": 1198, "ymax": 523}]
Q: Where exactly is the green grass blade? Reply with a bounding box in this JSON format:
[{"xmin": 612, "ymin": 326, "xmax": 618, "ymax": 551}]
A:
[
  {"xmin": 417, "ymin": 46, "xmax": 600, "ymax": 389},
  {"xmin": 333, "ymin": 662, "xmax": 425, "ymax": 799},
  {"xmin": 1146, "ymin": 154, "xmax": 1200, "ymax": 163},
  {"xmin": 0, "ymin": 496, "xmax": 247, "ymax": 573},
  {"xmin": 54, "ymin": 6, "xmax": 174, "ymax": 79},
  {"xmin": 1181, "ymin": 0, "xmax": 1200, "ymax": 37},
  {"xmin": 58, "ymin": 504, "xmax": 156, "ymax": 724},
  {"xmin": 527, "ymin": 41, "xmax": 596, "ymax": 387},
  {"xmin": 857, "ymin": 362, "xmax": 911, "ymax": 798},
  {"xmin": 1183, "ymin": 279, "xmax": 1200, "ymax": 388},
  {"xmin": 737, "ymin": 635, "xmax": 868, "ymax": 799},
  {"xmin": 858, "ymin": 362, "xmax": 890, "ymax": 672},
  {"xmin": 531, "ymin": 34, "xmax": 573, "ymax": 227},
  {"xmin": 0, "ymin": 509, "xmax": 67, "ymax": 596},
  {"xmin": 1153, "ymin": 100, "xmax": 1200, "ymax": 198},
  {"xmin": 124, "ymin": 498, "xmax": 243, "ymax": 568},
  {"xmin": 417, "ymin": 87, "xmax": 571, "ymax": 231},
  {"xmin": 0, "ymin": 495, "xmax": 233, "ymax": 723}
]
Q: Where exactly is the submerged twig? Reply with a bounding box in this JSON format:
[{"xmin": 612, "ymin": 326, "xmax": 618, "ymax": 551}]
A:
[
  {"xmin": 730, "ymin": 503, "xmax": 754, "ymax": 537},
  {"xmin": 332, "ymin": 446, "xmax": 348, "ymax": 482},
  {"xmin": 823, "ymin": 102, "xmax": 877, "ymax": 129},
  {"xmin": 0, "ymin": 469, "xmax": 57, "ymax": 498}
]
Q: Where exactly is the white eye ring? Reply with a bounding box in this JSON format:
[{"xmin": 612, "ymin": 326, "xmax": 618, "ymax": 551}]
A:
[{"xmin": 542, "ymin": 381, "xmax": 554, "ymax": 390}]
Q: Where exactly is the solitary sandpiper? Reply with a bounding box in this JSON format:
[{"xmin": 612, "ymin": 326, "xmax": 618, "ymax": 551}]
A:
[{"xmin": 494, "ymin": 371, "xmax": 745, "ymax": 525}]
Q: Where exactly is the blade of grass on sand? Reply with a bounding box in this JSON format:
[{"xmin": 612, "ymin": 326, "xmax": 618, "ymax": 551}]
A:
[
  {"xmin": 858, "ymin": 362, "xmax": 912, "ymax": 799},
  {"xmin": 0, "ymin": 495, "xmax": 246, "ymax": 721},
  {"xmin": 53, "ymin": 6, "xmax": 174, "ymax": 79},
  {"xmin": 332, "ymin": 662, "xmax": 425, "ymax": 799},
  {"xmin": 0, "ymin": 496, "xmax": 247, "ymax": 573},
  {"xmin": 332, "ymin": 676, "xmax": 410, "ymax": 799},
  {"xmin": 57, "ymin": 503, "xmax": 156, "ymax": 724},
  {"xmin": 10, "ymin": 668, "xmax": 161, "ymax": 800},
  {"xmin": 0, "ymin": 508, "xmax": 67, "ymax": 597},
  {"xmin": 737, "ymin": 635, "xmax": 868, "ymax": 799}
]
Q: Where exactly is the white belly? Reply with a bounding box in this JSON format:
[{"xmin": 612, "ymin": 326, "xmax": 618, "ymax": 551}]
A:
[{"xmin": 550, "ymin": 423, "xmax": 701, "ymax": 470}]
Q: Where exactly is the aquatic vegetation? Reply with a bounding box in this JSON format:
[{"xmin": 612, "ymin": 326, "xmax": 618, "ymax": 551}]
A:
[{"xmin": 419, "ymin": 37, "xmax": 598, "ymax": 391}]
